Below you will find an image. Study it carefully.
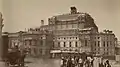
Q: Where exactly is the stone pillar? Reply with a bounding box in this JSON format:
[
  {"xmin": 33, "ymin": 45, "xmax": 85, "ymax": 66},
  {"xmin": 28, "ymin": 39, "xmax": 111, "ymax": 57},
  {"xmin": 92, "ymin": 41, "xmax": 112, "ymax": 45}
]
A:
[
  {"xmin": 0, "ymin": 12, "xmax": 2, "ymax": 60},
  {"xmin": 0, "ymin": 12, "xmax": 5, "ymax": 67}
]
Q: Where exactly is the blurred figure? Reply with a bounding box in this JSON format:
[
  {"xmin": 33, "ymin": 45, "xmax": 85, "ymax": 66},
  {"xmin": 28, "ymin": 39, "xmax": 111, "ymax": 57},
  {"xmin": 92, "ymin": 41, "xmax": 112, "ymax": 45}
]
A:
[
  {"xmin": 78, "ymin": 58, "xmax": 83, "ymax": 67},
  {"xmin": 84, "ymin": 59, "xmax": 90, "ymax": 67},
  {"xmin": 93, "ymin": 57, "xmax": 99, "ymax": 67},
  {"xmin": 67, "ymin": 56, "xmax": 72, "ymax": 67},
  {"xmin": 99, "ymin": 59, "xmax": 104, "ymax": 67},
  {"xmin": 61, "ymin": 57, "xmax": 64, "ymax": 67},
  {"xmin": 75, "ymin": 56, "xmax": 79, "ymax": 67},
  {"xmin": 89, "ymin": 57, "xmax": 94, "ymax": 67},
  {"xmin": 71, "ymin": 57, "xmax": 75, "ymax": 67},
  {"xmin": 61, "ymin": 57, "xmax": 67, "ymax": 67},
  {"xmin": 104, "ymin": 60, "xmax": 111, "ymax": 67}
]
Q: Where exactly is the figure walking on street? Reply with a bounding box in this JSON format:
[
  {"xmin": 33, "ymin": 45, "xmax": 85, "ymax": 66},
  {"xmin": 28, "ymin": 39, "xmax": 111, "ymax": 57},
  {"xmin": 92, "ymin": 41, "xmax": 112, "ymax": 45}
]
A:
[
  {"xmin": 78, "ymin": 58, "xmax": 83, "ymax": 67},
  {"xmin": 104, "ymin": 60, "xmax": 111, "ymax": 67},
  {"xmin": 99, "ymin": 59, "xmax": 104, "ymax": 67}
]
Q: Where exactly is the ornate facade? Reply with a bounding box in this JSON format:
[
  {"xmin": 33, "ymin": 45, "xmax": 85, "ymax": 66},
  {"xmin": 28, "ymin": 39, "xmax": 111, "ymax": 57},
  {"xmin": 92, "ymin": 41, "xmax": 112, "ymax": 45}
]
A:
[
  {"xmin": 8, "ymin": 7, "xmax": 117, "ymax": 58},
  {"xmin": 8, "ymin": 30, "xmax": 53, "ymax": 58}
]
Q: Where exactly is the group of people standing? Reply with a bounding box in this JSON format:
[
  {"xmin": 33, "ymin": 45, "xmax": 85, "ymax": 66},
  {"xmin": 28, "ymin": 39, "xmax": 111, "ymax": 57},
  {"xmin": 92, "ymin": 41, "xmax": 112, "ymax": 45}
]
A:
[
  {"xmin": 60, "ymin": 56, "xmax": 111, "ymax": 67},
  {"xmin": 99, "ymin": 59, "xmax": 111, "ymax": 67},
  {"xmin": 60, "ymin": 56, "xmax": 94, "ymax": 67}
]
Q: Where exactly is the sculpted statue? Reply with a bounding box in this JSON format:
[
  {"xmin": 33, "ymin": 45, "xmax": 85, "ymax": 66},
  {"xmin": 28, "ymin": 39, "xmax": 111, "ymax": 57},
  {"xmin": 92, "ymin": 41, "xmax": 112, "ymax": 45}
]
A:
[{"xmin": 0, "ymin": 12, "xmax": 4, "ymax": 29}]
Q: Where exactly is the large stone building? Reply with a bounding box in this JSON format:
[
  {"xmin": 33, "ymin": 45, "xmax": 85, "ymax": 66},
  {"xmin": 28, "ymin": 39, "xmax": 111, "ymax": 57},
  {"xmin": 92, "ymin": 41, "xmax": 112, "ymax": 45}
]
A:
[
  {"xmin": 7, "ymin": 7, "xmax": 117, "ymax": 58},
  {"xmin": 48, "ymin": 7, "xmax": 116, "ymax": 58}
]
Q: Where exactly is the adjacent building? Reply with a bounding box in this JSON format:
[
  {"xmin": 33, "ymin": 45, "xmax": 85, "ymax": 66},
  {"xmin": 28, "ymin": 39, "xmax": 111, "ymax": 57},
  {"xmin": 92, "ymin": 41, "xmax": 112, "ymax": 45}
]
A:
[
  {"xmin": 22, "ymin": 30, "xmax": 53, "ymax": 58},
  {"xmin": 115, "ymin": 41, "xmax": 120, "ymax": 62},
  {"xmin": 8, "ymin": 30, "xmax": 53, "ymax": 58}
]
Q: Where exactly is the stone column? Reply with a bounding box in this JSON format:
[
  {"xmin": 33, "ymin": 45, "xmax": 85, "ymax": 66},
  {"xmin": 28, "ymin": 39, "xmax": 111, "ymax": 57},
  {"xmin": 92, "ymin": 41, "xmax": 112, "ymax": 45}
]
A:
[
  {"xmin": 0, "ymin": 12, "xmax": 5, "ymax": 67},
  {"xmin": 0, "ymin": 12, "xmax": 2, "ymax": 60}
]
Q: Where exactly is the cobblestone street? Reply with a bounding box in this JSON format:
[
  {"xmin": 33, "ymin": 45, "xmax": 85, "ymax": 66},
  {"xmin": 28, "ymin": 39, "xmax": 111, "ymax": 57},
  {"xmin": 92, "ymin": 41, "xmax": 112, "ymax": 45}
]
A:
[
  {"xmin": 25, "ymin": 58, "xmax": 61, "ymax": 67},
  {"xmin": 25, "ymin": 58, "xmax": 120, "ymax": 67}
]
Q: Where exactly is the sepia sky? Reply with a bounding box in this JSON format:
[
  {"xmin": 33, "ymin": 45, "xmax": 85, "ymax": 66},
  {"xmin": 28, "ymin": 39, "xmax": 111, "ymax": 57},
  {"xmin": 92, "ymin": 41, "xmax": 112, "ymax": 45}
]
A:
[{"xmin": 1, "ymin": 0, "xmax": 120, "ymax": 40}]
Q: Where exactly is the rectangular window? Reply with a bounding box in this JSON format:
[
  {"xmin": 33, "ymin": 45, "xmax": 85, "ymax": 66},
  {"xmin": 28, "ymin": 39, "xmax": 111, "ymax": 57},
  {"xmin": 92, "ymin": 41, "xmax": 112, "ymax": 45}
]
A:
[
  {"xmin": 75, "ymin": 42, "xmax": 78, "ymax": 47},
  {"xmin": 34, "ymin": 48, "xmax": 37, "ymax": 55},
  {"xmin": 107, "ymin": 41, "xmax": 109, "ymax": 47},
  {"xmin": 42, "ymin": 50, "xmax": 45, "ymax": 55},
  {"xmin": 110, "ymin": 41, "xmax": 112, "ymax": 45},
  {"xmin": 103, "ymin": 41, "xmax": 105, "ymax": 47},
  {"xmin": 85, "ymin": 40, "xmax": 87, "ymax": 46},
  {"xmin": 98, "ymin": 52, "xmax": 100, "ymax": 54},
  {"xmin": 107, "ymin": 49, "xmax": 108, "ymax": 51},
  {"xmin": 40, "ymin": 40, "xmax": 43, "ymax": 46},
  {"xmin": 34, "ymin": 40, "xmax": 36, "ymax": 45},
  {"xmin": 39, "ymin": 49, "xmax": 42, "ymax": 55},
  {"xmin": 64, "ymin": 42, "xmax": 66, "ymax": 47},
  {"xmin": 57, "ymin": 25, "xmax": 61, "ymax": 29},
  {"xmin": 62, "ymin": 25, "xmax": 66, "ymax": 29},
  {"xmin": 72, "ymin": 24, "xmax": 77, "ymax": 28},
  {"xmin": 58, "ymin": 42, "xmax": 60, "ymax": 47},
  {"xmin": 53, "ymin": 42, "xmax": 54, "ymax": 47},
  {"xmin": 66, "ymin": 24, "xmax": 68, "ymax": 28},
  {"xmin": 95, "ymin": 41, "xmax": 96, "ymax": 46},
  {"xmin": 31, "ymin": 40, "xmax": 35, "ymax": 46},
  {"xmin": 106, "ymin": 52, "xmax": 109, "ymax": 55},
  {"xmin": 69, "ymin": 42, "xmax": 71, "ymax": 47},
  {"xmin": 68, "ymin": 24, "xmax": 72, "ymax": 29},
  {"xmin": 29, "ymin": 40, "xmax": 32, "ymax": 46},
  {"xmin": 98, "ymin": 41, "xmax": 100, "ymax": 47}
]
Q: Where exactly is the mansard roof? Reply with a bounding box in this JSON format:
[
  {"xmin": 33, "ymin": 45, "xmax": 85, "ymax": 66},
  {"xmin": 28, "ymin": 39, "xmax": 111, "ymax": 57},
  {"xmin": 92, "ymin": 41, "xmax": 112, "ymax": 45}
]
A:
[{"xmin": 50, "ymin": 12, "xmax": 91, "ymax": 21}]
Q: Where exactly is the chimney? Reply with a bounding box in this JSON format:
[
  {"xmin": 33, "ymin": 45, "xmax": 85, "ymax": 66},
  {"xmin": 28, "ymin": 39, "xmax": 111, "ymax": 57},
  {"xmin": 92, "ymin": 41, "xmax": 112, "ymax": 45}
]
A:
[
  {"xmin": 70, "ymin": 6, "xmax": 77, "ymax": 14},
  {"xmin": 41, "ymin": 20, "xmax": 44, "ymax": 26}
]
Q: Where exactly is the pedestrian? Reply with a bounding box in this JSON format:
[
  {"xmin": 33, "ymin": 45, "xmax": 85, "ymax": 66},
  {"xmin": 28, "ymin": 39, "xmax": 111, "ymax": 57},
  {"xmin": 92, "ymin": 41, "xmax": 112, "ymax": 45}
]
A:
[
  {"xmin": 84, "ymin": 59, "xmax": 90, "ymax": 67},
  {"xmin": 67, "ymin": 57, "xmax": 72, "ymax": 67},
  {"xmin": 72, "ymin": 57, "xmax": 75, "ymax": 67},
  {"xmin": 99, "ymin": 59, "xmax": 104, "ymax": 67},
  {"xmin": 78, "ymin": 58, "xmax": 83, "ymax": 67},
  {"xmin": 104, "ymin": 60, "xmax": 111, "ymax": 67},
  {"xmin": 89, "ymin": 57, "xmax": 94, "ymax": 67},
  {"xmin": 60, "ymin": 57, "xmax": 64, "ymax": 67}
]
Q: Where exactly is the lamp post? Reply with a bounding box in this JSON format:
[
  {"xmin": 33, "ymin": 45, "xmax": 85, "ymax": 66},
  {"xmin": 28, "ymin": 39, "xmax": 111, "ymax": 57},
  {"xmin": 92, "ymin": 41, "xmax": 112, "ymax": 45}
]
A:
[{"xmin": 0, "ymin": 12, "xmax": 5, "ymax": 67}]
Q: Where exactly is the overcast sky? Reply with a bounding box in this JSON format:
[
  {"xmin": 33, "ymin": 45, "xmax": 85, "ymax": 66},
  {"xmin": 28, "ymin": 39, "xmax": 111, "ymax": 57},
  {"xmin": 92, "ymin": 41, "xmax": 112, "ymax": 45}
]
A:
[{"xmin": 1, "ymin": 0, "xmax": 120, "ymax": 40}]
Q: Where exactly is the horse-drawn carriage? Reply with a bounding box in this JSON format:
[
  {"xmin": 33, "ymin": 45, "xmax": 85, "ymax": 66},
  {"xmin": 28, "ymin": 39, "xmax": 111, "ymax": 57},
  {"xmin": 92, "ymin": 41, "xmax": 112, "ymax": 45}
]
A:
[{"xmin": 5, "ymin": 48, "xmax": 27, "ymax": 67}]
